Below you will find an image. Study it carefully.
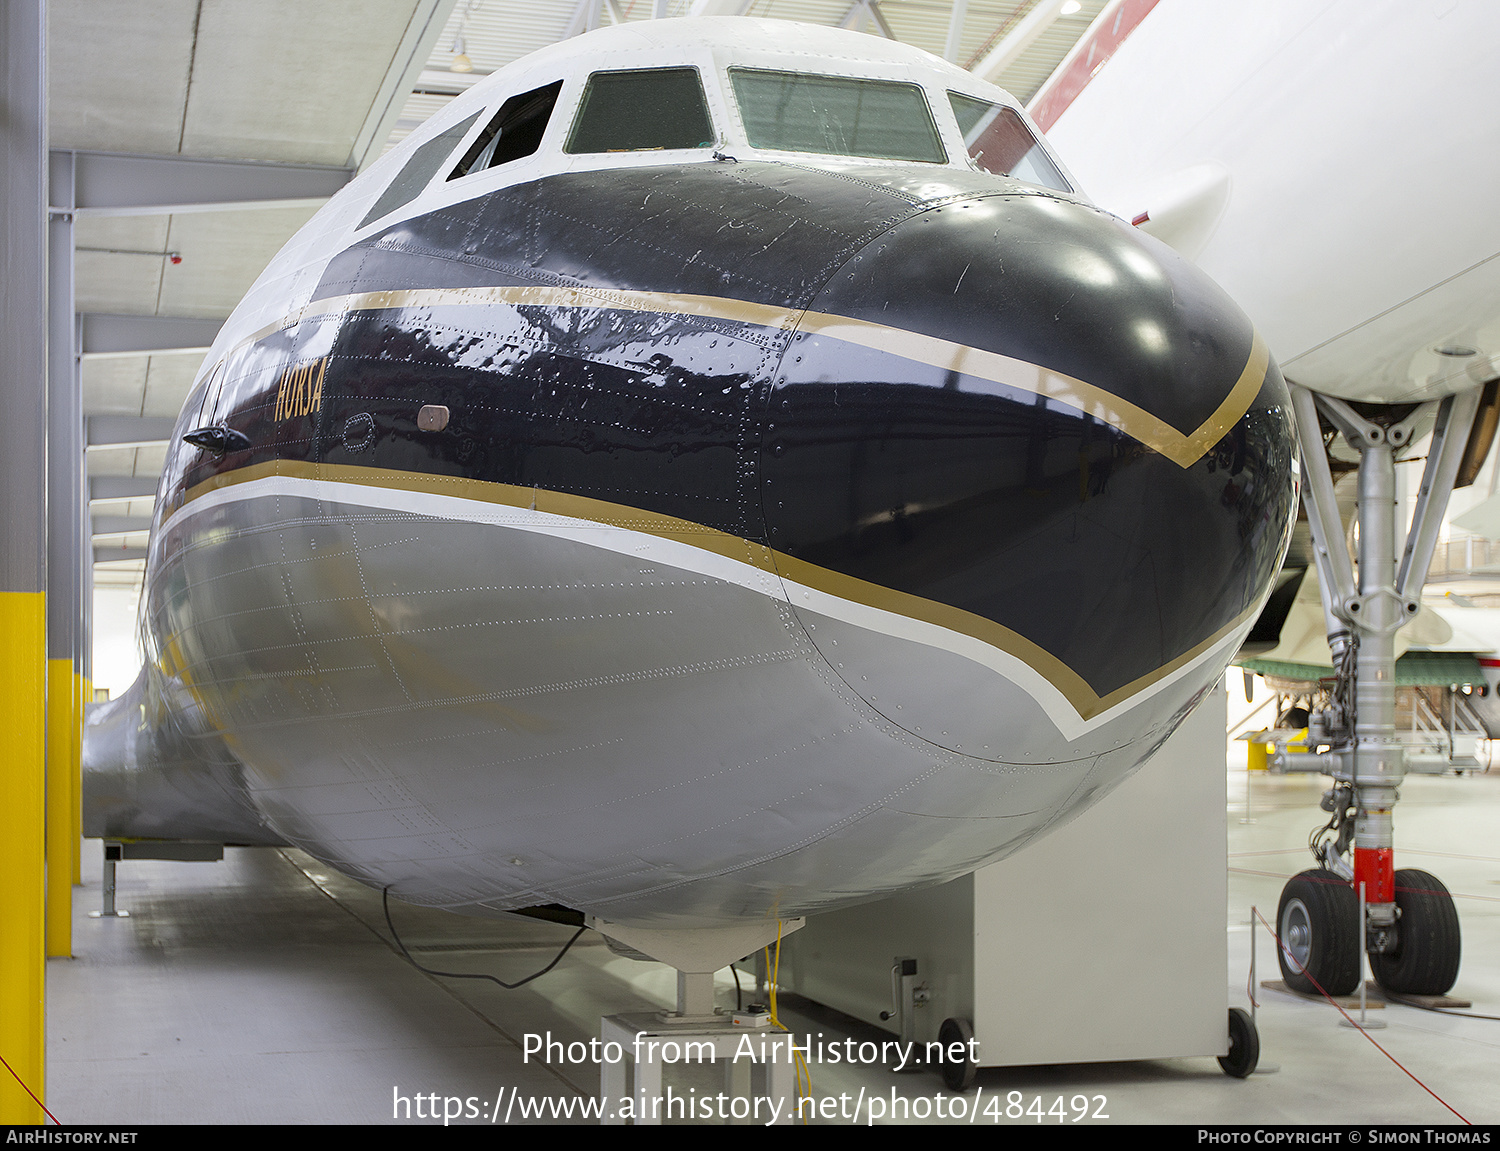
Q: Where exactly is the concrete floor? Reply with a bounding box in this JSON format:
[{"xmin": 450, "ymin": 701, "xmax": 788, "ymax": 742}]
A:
[{"xmin": 46, "ymin": 767, "xmax": 1500, "ymax": 1126}]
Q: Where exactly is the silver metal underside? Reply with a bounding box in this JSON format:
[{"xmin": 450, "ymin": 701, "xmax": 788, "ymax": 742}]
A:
[{"xmin": 96, "ymin": 477, "xmax": 1239, "ymax": 927}]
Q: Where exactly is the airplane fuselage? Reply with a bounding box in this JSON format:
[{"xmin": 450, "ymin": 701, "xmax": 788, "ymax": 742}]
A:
[{"xmin": 85, "ymin": 18, "xmax": 1297, "ymax": 928}]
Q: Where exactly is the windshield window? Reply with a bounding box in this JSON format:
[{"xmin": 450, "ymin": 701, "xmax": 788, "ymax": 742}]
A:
[
  {"xmin": 360, "ymin": 112, "xmax": 481, "ymax": 228},
  {"xmin": 947, "ymin": 93, "xmax": 1069, "ymax": 191},
  {"xmin": 450, "ymin": 81, "xmax": 562, "ymax": 179},
  {"xmin": 730, "ymin": 69, "xmax": 945, "ymax": 163},
  {"xmin": 565, "ymin": 68, "xmax": 715, "ymax": 153}
]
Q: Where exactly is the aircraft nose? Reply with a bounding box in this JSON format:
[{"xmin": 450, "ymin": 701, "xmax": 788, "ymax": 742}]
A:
[{"xmin": 761, "ymin": 192, "xmax": 1297, "ymax": 744}]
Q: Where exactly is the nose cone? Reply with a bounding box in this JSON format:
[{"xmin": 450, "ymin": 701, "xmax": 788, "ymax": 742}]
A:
[{"xmin": 762, "ymin": 193, "xmax": 1296, "ymax": 737}]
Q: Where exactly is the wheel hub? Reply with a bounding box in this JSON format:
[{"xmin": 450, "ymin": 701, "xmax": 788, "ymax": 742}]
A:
[{"xmin": 1281, "ymin": 898, "xmax": 1312, "ymax": 971}]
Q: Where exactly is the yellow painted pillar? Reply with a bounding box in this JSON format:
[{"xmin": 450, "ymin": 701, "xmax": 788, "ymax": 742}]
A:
[
  {"xmin": 46, "ymin": 660, "xmax": 74, "ymax": 958},
  {"xmin": 74, "ymin": 672, "xmax": 87, "ymax": 884},
  {"xmin": 1, "ymin": 593, "xmax": 47, "ymax": 1124}
]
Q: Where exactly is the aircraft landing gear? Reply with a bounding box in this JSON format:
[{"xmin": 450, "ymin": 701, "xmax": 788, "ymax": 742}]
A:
[
  {"xmin": 1276, "ymin": 870, "xmax": 1359, "ymax": 996},
  {"xmin": 1284, "ymin": 384, "xmax": 1480, "ymax": 1007},
  {"xmin": 1368, "ymin": 869, "xmax": 1461, "ymax": 996}
]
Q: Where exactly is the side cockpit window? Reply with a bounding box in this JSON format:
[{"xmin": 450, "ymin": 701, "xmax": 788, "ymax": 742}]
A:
[
  {"xmin": 358, "ymin": 112, "xmax": 482, "ymax": 229},
  {"xmin": 565, "ymin": 67, "xmax": 715, "ymax": 153},
  {"xmin": 449, "ymin": 80, "xmax": 563, "ymax": 180},
  {"xmin": 730, "ymin": 69, "xmax": 945, "ymax": 163},
  {"xmin": 947, "ymin": 93, "xmax": 1070, "ymax": 192}
]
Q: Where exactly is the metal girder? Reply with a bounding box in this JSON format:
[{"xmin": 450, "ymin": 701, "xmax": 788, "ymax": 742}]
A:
[
  {"xmin": 80, "ymin": 313, "xmax": 223, "ymax": 358},
  {"xmin": 90, "ymin": 516, "xmax": 153, "ymax": 537},
  {"xmin": 972, "ymin": 0, "xmax": 1067, "ymax": 82},
  {"xmin": 86, "ymin": 416, "xmax": 176, "ymax": 450},
  {"xmin": 347, "ymin": 0, "xmax": 457, "ymax": 173},
  {"xmin": 93, "ymin": 547, "xmax": 147, "ymax": 564},
  {"xmin": 54, "ymin": 150, "xmax": 354, "ymax": 218},
  {"xmin": 0, "ymin": 0, "xmax": 49, "ymax": 1123},
  {"xmin": 89, "ymin": 477, "xmax": 158, "ymax": 501},
  {"xmin": 944, "ymin": 0, "xmax": 971, "ymax": 62},
  {"xmin": 837, "ymin": 0, "xmax": 894, "ymax": 37}
]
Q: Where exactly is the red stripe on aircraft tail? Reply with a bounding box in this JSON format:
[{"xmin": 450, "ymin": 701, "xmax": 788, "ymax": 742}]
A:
[{"xmin": 1028, "ymin": 0, "xmax": 1162, "ymax": 132}]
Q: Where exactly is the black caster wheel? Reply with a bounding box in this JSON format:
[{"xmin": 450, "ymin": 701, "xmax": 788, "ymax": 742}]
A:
[
  {"xmin": 1370, "ymin": 869, "xmax": 1461, "ymax": 996},
  {"xmin": 1218, "ymin": 1007, "xmax": 1259, "ymax": 1078},
  {"xmin": 1277, "ymin": 869, "xmax": 1359, "ymax": 996},
  {"xmin": 935, "ymin": 1017, "xmax": 977, "ymax": 1092}
]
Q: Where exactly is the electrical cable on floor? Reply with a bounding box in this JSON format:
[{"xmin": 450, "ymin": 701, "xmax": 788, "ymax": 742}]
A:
[
  {"xmin": 764, "ymin": 922, "xmax": 812, "ymax": 1123},
  {"xmin": 382, "ymin": 887, "xmax": 587, "ymax": 989},
  {"xmin": 1255, "ymin": 907, "xmax": 1472, "ymax": 1124}
]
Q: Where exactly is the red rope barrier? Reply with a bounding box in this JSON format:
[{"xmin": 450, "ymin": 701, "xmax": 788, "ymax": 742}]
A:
[
  {"xmin": 1254, "ymin": 907, "xmax": 1470, "ymax": 1125},
  {"xmin": 0, "ymin": 1051, "xmax": 60, "ymax": 1125}
]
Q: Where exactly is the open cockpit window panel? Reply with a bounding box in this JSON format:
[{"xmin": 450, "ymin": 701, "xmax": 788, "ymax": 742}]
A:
[
  {"xmin": 449, "ymin": 80, "xmax": 564, "ymax": 180},
  {"xmin": 564, "ymin": 67, "xmax": 715, "ymax": 154},
  {"xmin": 947, "ymin": 93, "xmax": 1070, "ymax": 192},
  {"xmin": 730, "ymin": 69, "xmax": 945, "ymax": 164},
  {"xmin": 359, "ymin": 112, "xmax": 482, "ymax": 229}
]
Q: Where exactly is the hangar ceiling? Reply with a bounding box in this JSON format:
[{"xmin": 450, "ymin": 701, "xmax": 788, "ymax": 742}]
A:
[{"xmin": 55, "ymin": 0, "xmax": 1105, "ymax": 591}]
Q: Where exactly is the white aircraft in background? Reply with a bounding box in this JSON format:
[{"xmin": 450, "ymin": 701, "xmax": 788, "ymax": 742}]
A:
[
  {"xmin": 83, "ymin": 17, "xmax": 1295, "ymax": 1011},
  {"xmin": 1040, "ymin": 0, "xmax": 1500, "ymax": 998}
]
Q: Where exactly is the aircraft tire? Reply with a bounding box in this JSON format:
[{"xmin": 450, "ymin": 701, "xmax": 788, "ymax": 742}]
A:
[
  {"xmin": 1277, "ymin": 869, "xmax": 1359, "ymax": 996},
  {"xmin": 935, "ymin": 1017, "xmax": 977, "ymax": 1092},
  {"xmin": 1218, "ymin": 1007, "xmax": 1259, "ymax": 1079},
  {"xmin": 1370, "ymin": 869, "xmax": 1461, "ymax": 996}
]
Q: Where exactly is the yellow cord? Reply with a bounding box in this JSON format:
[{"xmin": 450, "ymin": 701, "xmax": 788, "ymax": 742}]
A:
[{"xmin": 763, "ymin": 922, "xmax": 812, "ymax": 1121}]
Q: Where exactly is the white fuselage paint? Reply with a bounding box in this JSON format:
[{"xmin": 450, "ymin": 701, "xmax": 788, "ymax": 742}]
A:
[{"xmin": 1043, "ymin": 0, "xmax": 1500, "ymax": 404}]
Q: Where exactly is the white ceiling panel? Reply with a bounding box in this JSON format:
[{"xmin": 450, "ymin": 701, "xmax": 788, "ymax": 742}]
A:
[
  {"xmin": 181, "ymin": 1, "xmax": 432, "ymax": 164},
  {"xmin": 153, "ymin": 205, "xmax": 321, "ymax": 318},
  {"xmin": 74, "ymin": 216, "xmax": 173, "ymax": 253},
  {"xmin": 132, "ymin": 445, "xmax": 170, "ymax": 478},
  {"xmin": 142, "ymin": 355, "xmax": 208, "ymax": 418},
  {"xmin": 82, "ymin": 358, "xmax": 151, "ymax": 416},
  {"xmin": 49, "ymin": 0, "xmax": 199, "ymax": 153},
  {"xmin": 75, "ymin": 251, "xmax": 165, "ymax": 315},
  {"xmin": 86, "ymin": 447, "xmax": 143, "ymax": 477}
]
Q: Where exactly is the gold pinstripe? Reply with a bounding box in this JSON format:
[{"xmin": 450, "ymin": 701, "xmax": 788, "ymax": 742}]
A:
[
  {"xmin": 181, "ymin": 461, "xmax": 1257, "ymax": 720},
  {"xmin": 223, "ymin": 284, "xmax": 1268, "ymax": 469}
]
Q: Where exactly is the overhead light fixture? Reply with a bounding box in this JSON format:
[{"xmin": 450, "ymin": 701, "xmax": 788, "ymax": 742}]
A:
[
  {"xmin": 450, "ymin": 31, "xmax": 472, "ymax": 73},
  {"xmin": 1060, "ymin": 1, "xmax": 1082, "ymax": 14}
]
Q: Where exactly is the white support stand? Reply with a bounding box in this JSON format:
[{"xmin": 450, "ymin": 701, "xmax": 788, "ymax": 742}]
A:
[
  {"xmin": 599, "ymin": 1013, "xmax": 797, "ymax": 1125},
  {"xmin": 770, "ymin": 682, "xmax": 1230, "ymax": 1069}
]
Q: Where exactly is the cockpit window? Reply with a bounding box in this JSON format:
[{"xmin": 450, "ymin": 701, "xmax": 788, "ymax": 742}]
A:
[
  {"xmin": 947, "ymin": 93, "xmax": 1070, "ymax": 192},
  {"xmin": 729, "ymin": 69, "xmax": 945, "ymax": 163},
  {"xmin": 359, "ymin": 112, "xmax": 481, "ymax": 229},
  {"xmin": 449, "ymin": 80, "xmax": 563, "ymax": 180},
  {"xmin": 565, "ymin": 68, "xmax": 715, "ymax": 153}
]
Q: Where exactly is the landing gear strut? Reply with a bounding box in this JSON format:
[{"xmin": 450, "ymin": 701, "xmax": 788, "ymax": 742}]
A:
[{"xmin": 1283, "ymin": 384, "xmax": 1478, "ymax": 998}]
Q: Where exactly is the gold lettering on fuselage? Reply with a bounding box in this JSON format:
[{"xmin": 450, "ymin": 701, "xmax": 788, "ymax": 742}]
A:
[{"xmin": 273, "ymin": 357, "xmax": 327, "ymax": 421}]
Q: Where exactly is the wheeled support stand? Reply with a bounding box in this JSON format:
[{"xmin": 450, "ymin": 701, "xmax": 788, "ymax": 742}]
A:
[{"xmin": 1280, "ymin": 384, "xmax": 1479, "ymax": 996}]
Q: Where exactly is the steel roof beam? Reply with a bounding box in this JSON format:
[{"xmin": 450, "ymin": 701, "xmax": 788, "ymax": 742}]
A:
[
  {"xmin": 86, "ymin": 416, "xmax": 176, "ymax": 451},
  {"xmin": 89, "ymin": 477, "xmax": 159, "ymax": 501},
  {"xmin": 80, "ymin": 313, "xmax": 223, "ymax": 359},
  {"xmin": 53, "ymin": 150, "xmax": 354, "ymax": 218},
  {"xmin": 92, "ymin": 547, "xmax": 148, "ymax": 564}
]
